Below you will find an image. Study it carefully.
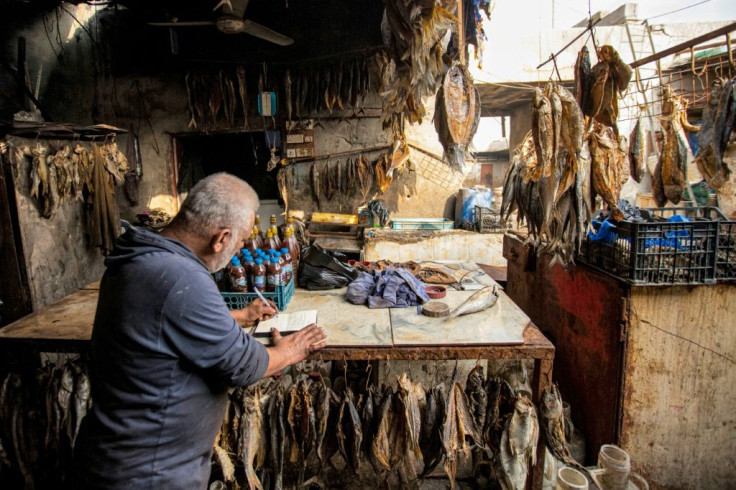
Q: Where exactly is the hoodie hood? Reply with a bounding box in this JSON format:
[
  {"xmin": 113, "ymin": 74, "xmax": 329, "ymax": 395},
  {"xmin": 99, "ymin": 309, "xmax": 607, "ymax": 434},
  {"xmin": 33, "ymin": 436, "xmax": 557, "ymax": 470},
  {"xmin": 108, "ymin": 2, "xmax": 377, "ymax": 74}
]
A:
[{"xmin": 105, "ymin": 222, "xmax": 206, "ymax": 271}]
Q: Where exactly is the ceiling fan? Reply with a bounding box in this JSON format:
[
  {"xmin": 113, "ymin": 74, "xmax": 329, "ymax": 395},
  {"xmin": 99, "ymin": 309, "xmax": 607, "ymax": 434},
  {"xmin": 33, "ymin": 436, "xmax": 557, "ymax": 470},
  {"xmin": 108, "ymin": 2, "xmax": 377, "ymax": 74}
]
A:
[{"xmin": 148, "ymin": 0, "xmax": 294, "ymax": 46}]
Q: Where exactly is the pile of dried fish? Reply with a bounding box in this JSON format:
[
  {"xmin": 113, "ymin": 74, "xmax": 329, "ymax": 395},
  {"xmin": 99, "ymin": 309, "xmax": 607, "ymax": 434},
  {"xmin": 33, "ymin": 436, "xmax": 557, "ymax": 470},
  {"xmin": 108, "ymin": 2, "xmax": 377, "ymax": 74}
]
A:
[
  {"xmin": 0, "ymin": 359, "xmax": 91, "ymax": 487},
  {"xmin": 186, "ymin": 67, "xmax": 249, "ymax": 131},
  {"xmin": 6, "ymin": 139, "xmax": 126, "ymax": 251},
  {"xmin": 501, "ymin": 82, "xmax": 592, "ymax": 267},
  {"xmin": 308, "ymin": 153, "xmax": 386, "ymax": 212},
  {"xmin": 286, "ymin": 57, "xmax": 372, "ymax": 121},
  {"xmin": 576, "ymin": 45, "xmax": 632, "ymax": 135},
  {"xmin": 695, "ymin": 77, "xmax": 735, "ymax": 192},
  {"xmin": 378, "ymin": 1, "xmax": 456, "ymax": 131},
  {"xmin": 208, "ymin": 366, "xmax": 571, "ymax": 490},
  {"xmin": 434, "ymin": 61, "xmax": 481, "ymax": 171}
]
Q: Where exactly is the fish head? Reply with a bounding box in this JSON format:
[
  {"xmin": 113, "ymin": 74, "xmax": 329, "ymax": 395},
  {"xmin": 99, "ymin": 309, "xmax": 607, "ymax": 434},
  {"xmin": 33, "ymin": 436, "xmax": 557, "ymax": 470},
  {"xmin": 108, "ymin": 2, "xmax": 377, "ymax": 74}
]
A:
[{"xmin": 597, "ymin": 45, "xmax": 616, "ymax": 62}]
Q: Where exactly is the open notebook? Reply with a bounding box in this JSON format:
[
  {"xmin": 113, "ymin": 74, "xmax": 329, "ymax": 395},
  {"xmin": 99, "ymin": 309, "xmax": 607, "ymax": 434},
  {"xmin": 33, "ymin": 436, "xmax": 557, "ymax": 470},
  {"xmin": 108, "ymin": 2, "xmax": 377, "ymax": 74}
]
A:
[{"xmin": 252, "ymin": 310, "xmax": 318, "ymax": 337}]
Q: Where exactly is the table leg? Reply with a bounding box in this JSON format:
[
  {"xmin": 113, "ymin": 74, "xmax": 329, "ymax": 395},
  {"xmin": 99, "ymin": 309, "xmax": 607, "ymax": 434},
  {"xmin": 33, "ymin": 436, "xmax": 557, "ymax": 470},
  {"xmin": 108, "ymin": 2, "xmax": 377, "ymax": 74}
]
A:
[{"xmin": 530, "ymin": 357, "xmax": 554, "ymax": 489}]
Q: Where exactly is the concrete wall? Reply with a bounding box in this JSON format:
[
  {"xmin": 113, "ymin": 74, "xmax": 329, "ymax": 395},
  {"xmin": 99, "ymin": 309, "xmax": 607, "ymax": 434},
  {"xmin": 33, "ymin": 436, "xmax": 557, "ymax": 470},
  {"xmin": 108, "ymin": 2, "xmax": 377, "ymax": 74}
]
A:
[{"xmin": 363, "ymin": 230, "xmax": 506, "ymax": 266}]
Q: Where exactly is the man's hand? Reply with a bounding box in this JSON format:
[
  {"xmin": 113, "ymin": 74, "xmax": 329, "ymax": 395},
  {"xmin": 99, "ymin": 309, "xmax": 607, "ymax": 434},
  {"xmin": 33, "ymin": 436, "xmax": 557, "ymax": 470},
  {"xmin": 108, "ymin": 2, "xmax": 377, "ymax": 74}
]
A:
[
  {"xmin": 263, "ymin": 324, "xmax": 327, "ymax": 377},
  {"xmin": 230, "ymin": 299, "xmax": 278, "ymax": 327}
]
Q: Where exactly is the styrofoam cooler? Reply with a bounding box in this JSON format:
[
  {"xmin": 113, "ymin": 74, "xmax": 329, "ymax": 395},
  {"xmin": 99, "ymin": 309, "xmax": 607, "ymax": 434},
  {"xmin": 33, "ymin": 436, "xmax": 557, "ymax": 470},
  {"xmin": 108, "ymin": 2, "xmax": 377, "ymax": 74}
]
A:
[{"xmin": 455, "ymin": 187, "xmax": 492, "ymax": 228}]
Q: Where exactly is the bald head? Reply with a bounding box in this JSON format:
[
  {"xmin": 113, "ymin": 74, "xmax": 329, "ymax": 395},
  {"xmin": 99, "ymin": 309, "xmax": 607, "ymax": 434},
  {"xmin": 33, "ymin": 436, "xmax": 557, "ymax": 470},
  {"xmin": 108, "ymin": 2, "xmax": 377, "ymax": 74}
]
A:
[{"xmin": 172, "ymin": 172, "xmax": 259, "ymax": 239}]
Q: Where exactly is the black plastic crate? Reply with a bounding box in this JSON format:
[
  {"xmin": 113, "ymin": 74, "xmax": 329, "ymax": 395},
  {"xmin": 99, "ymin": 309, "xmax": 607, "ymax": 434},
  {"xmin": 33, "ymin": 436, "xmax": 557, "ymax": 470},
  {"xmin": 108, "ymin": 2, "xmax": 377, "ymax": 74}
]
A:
[
  {"xmin": 579, "ymin": 208, "xmax": 719, "ymax": 285},
  {"xmin": 475, "ymin": 205, "xmax": 505, "ymax": 233},
  {"xmin": 700, "ymin": 207, "xmax": 736, "ymax": 281}
]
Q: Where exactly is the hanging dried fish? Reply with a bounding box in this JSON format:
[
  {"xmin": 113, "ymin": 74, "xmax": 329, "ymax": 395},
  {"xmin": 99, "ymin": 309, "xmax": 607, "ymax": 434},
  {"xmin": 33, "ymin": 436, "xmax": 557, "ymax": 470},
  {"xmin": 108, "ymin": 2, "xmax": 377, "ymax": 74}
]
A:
[
  {"xmin": 374, "ymin": 152, "xmax": 393, "ymax": 193},
  {"xmin": 337, "ymin": 388, "xmax": 363, "ymax": 473},
  {"xmin": 236, "ymin": 66, "xmax": 249, "ymax": 128},
  {"xmin": 269, "ymin": 385, "xmax": 286, "ymax": 489},
  {"xmin": 497, "ymin": 394, "xmax": 539, "ymax": 490},
  {"xmin": 284, "ymin": 69, "xmax": 293, "ymax": 121},
  {"xmin": 540, "ymin": 384, "xmax": 581, "ymax": 469},
  {"xmin": 277, "ymin": 167, "xmax": 289, "ymax": 217},
  {"xmin": 434, "ymin": 61, "xmax": 481, "ymax": 171},
  {"xmin": 311, "ymin": 162, "xmax": 321, "ymax": 210},
  {"xmin": 441, "ymin": 382, "xmax": 482, "ymax": 489},
  {"xmin": 695, "ymin": 78, "xmax": 734, "ymax": 190},
  {"xmin": 589, "ymin": 122, "xmax": 624, "ymax": 220},
  {"xmin": 357, "ymin": 154, "xmax": 374, "ymax": 202},
  {"xmin": 387, "ymin": 137, "xmax": 410, "ymax": 178},
  {"xmin": 240, "ymin": 388, "xmax": 265, "ymax": 490},
  {"xmin": 574, "ymin": 46, "xmax": 592, "ymax": 113},
  {"xmin": 629, "ymin": 117, "xmax": 647, "ymax": 183}
]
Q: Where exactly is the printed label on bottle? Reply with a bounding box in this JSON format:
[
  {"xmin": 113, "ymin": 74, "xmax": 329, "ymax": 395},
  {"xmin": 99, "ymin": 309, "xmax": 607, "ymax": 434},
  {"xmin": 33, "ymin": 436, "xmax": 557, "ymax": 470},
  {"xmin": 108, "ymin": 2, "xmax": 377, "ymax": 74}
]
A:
[
  {"xmin": 232, "ymin": 276, "xmax": 247, "ymax": 287},
  {"xmin": 267, "ymin": 274, "xmax": 281, "ymax": 286},
  {"xmin": 254, "ymin": 275, "xmax": 266, "ymax": 288}
]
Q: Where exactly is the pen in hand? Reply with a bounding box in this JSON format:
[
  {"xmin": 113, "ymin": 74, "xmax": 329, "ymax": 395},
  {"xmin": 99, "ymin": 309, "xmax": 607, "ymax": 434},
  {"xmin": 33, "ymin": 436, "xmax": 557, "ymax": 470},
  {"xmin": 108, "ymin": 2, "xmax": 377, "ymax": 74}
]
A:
[{"xmin": 253, "ymin": 287, "xmax": 279, "ymax": 318}]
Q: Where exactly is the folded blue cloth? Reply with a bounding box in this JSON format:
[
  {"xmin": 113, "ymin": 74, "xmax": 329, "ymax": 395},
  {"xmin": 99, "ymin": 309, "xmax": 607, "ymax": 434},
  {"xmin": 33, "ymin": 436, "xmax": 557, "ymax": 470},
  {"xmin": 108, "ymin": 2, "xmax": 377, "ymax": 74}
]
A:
[{"xmin": 346, "ymin": 267, "xmax": 429, "ymax": 308}]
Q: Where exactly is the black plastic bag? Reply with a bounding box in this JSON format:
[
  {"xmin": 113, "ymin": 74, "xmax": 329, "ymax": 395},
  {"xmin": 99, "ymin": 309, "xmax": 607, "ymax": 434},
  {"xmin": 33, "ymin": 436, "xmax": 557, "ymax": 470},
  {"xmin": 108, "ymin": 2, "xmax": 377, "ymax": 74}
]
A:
[
  {"xmin": 298, "ymin": 244, "xmax": 358, "ymax": 290},
  {"xmin": 299, "ymin": 263, "xmax": 352, "ymax": 290}
]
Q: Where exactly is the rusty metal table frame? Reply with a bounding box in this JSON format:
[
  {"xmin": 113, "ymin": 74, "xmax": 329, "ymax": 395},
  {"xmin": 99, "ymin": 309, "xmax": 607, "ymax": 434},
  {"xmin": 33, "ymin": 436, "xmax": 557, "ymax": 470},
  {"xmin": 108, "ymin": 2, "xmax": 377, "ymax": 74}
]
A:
[{"xmin": 0, "ymin": 282, "xmax": 554, "ymax": 489}]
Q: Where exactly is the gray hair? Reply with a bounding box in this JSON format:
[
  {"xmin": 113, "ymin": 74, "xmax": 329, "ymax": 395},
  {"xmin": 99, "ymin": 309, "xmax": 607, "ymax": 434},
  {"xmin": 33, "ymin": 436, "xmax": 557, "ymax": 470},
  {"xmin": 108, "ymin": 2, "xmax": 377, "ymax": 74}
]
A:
[{"xmin": 173, "ymin": 173, "xmax": 259, "ymax": 238}]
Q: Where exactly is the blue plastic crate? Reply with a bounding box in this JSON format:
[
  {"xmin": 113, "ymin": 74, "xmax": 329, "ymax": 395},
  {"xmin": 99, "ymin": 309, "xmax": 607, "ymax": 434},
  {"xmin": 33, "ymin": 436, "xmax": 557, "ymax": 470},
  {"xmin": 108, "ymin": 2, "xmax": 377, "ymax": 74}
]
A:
[{"xmin": 221, "ymin": 276, "xmax": 295, "ymax": 311}]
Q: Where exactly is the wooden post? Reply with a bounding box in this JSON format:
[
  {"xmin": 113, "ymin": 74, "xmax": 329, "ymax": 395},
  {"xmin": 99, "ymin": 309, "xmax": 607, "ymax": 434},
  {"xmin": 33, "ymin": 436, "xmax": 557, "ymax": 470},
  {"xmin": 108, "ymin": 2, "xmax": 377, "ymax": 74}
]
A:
[
  {"xmin": 17, "ymin": 36, "xmax": 27, "ymax": 111},
  {"xmin": 457, "ymin": 0, "xmax": 465, "ymax": 64}
]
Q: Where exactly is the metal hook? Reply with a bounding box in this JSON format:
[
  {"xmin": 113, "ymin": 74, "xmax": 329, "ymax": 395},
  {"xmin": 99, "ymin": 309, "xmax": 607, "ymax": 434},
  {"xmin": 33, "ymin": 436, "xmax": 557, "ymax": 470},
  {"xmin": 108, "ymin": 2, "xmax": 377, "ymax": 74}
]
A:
[
  {"xmin": 727, "ymin": 33, "xmax": 736, "ymax": 71},
  {"xmin": 690, "ymin": 46, "xmax": 708, "ymax": 77},
  {"xmin": 364, "ymin": 363, "xmax": 373, "ymax": 392}
]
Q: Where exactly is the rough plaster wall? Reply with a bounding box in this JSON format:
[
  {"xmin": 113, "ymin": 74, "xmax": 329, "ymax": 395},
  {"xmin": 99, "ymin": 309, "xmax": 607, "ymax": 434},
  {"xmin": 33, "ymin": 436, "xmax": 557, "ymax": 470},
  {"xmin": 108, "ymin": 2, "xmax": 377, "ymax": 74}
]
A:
[
  {"xmin": 288, "ymin": 94, "xmax": 471, "ymax": 220},
  {"xmin": 6, "ymin": 136, "xmax": 106, "ymax": 310},
  {"xmin": 509, "ymin": 103, "xmax": 531, "ymax": 152}
]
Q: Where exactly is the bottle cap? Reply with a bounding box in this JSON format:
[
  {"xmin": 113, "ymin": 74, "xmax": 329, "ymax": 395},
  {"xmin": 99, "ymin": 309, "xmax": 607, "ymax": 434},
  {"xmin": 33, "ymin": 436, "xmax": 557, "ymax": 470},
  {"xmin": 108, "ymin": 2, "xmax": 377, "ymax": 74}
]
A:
[
  {"xmin": 281, "ymin": 248, "xmax": 289, "ymax": 253},
  {"xmin": 255, "ymin": 258, "xmax": 263, "ymax": 265},
  {"xmin": 231, "ymin": 256, "xmax": 241, "ymax": 266}
]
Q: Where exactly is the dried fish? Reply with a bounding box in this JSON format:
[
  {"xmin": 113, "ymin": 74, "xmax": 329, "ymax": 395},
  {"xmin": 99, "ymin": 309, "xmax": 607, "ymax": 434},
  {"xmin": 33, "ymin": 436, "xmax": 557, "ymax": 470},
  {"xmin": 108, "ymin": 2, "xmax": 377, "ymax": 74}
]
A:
[
  {"xmin": 240, "ymin": 388, "xmax": 265, "ymax": 490},
  {"xmin": 213, "ymin": 444, "xmax": 236, "ymax": 483},
  {"xmin": 540, "ymin": 384, "xmax": 580, "ymax": 469},
  {"xmin": 498, "ymin": 395, "xmax": 539, "ymax": 490},
  {"xmin": 447, "ymin": 286, "xmax": 499, "ymax": 318},
  {"xmin": 284, "ymin": 69, "xmax": 292, "ymax": 121},
  {"xmin": 387, "ymin": 137, "xmax": 410, "ymax": 178},
  {"xmin": 442, "ymin": 382, "xmax": 482, "ymax": 488},
  {"xmin": 357, "ymin": 155, "xmax": 374, "ymax": 202},
  {"xmin": 287, "ymin": 378, "xmax": 315, "ymax": 468},
  {"xmin": 277, "ymin": 167, "xmax": 289, "ymax": 217},
  {"xmin": 434, "ymin": 61, "xmax": 481, "ymax": 171},
  {"xmin": 661, "ymin": 120, "xmax": 686, "ymax": 205},
  {"xmin": 269, "ymin": 385, "xmax": 285, "ymax": 489},
  {"xmin": 337, "ymin": 388, "xmax": 363, "ymax": 473},
  {"xmin": 695, "ymin": 78, "xmax": 734, "ymax": 190},
  {"xmin": 629, "ymin": 117, "xmax": 647, "ymax": 183},
  {"xmin": 374, "ymin": 152, "xmax": 393, "ymax": 193},
  {"xmin": 71, "ymin": 365, "xmax": 90, "ymax": 445},
  {"xmin": 574, "ymin": 46, "xmax": 592, "ymax": 113},
  {"xmin": 589, "ymin": 123, "xmax": 624, "ymax": 220},
  {"xmin": 236, "ymin": 66, "xmax": 249, "ymax": 128}
]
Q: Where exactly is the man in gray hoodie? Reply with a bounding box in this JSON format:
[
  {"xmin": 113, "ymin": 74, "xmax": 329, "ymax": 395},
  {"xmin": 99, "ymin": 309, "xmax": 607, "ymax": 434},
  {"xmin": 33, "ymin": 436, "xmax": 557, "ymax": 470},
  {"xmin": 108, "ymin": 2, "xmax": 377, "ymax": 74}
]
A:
[{"xmin": 73, "ymin": 173, "xmax": 326, "ymax": 489}]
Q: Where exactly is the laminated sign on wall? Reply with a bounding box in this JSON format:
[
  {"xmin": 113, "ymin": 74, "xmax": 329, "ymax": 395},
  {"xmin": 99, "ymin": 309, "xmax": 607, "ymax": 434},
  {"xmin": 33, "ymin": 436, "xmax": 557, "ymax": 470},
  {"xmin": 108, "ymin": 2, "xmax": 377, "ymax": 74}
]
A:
[
  {"xmin": 257, "ymin": 92, "xmax": 277, "ymax": 116},
  {"xmin": 284, "ymin": 120, "xmax": 315, "ymax": 158}
]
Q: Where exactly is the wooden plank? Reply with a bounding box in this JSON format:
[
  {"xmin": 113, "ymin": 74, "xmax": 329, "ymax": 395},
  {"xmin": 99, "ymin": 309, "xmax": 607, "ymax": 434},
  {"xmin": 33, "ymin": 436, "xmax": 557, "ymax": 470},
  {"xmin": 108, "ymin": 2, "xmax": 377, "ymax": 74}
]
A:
[
  {"xmin": 311, "ymin": 212, "xmax": 358, "ymax": 224},
  {"xmin": 621, "ymin": 285, "xmax": 736, "ymax": 489},
  {"xmin": 0, "ymin": 143, "xmax": 32, "ymax": 325},
  {"xmin": 390, "ymin": 290, "xmax": 526, "ymax": 346},
  {"xmin": 0, "ymin": 288, "xmax": 97, "ymax": 341}
]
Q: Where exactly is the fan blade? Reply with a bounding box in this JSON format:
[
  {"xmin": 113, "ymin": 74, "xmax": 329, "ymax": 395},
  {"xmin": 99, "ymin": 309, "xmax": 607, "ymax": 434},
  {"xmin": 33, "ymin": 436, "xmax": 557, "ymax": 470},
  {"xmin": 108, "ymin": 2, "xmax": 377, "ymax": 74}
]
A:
[
  {"xmin": 148, "ymin": 21, "xmax": 215, "ymax": 27},
  {"xmin": 214, "ymin": 0, "xmax": 249, "ymax": 18},
  {"xmin": 242, "ymin": 19, "xmax": 293, "ymax": 46}
]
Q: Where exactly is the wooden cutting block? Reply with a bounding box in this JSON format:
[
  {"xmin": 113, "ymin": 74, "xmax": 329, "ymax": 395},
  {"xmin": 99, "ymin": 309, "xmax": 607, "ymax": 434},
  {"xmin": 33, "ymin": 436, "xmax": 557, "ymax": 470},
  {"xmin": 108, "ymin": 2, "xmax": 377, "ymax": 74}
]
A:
[{"xmin": 421, "ymin": 301, "xmax": 450, "ymax": 317}]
